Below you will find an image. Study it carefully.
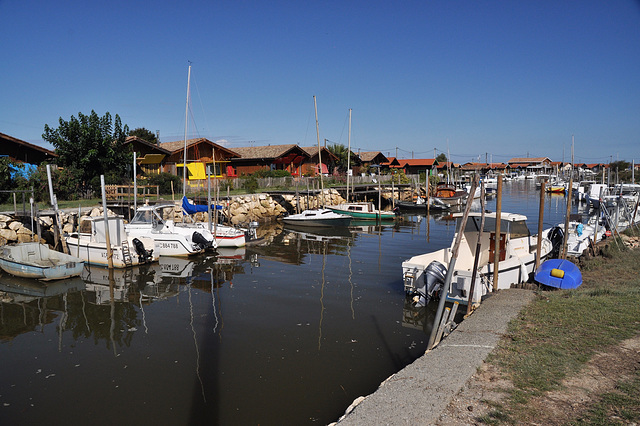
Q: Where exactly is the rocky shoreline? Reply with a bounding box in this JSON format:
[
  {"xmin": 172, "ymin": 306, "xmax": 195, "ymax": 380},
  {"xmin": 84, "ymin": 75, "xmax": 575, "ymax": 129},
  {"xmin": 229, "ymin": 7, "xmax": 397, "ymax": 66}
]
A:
[{"xmin": 0, "ymin": 188, "xmax": 352, "ymax": 246}]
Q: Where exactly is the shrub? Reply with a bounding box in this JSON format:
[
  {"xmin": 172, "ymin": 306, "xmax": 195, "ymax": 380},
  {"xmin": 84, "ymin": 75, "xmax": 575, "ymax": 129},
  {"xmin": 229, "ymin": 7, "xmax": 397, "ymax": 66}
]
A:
[
  {"xmin": 146, "ymin": 173, "xmax": 183, "ymax": 195},
  {"xmin": 242, "ymin": 176, "xmax": 259, "ymax": 193}
]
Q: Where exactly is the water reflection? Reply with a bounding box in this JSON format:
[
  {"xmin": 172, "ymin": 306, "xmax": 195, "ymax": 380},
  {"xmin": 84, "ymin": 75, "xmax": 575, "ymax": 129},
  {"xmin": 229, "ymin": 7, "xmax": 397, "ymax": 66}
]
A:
[{"xmin": 0, "ymin": 184, "xmax": 574, "ymax": 425}]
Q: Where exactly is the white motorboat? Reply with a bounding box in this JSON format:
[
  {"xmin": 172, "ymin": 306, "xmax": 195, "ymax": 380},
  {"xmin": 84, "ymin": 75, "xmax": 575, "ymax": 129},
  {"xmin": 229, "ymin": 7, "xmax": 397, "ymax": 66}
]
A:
[
  {"xmin": 282, "ymin": 208, "xmax": 352, "ymax": 228},
  {"xmin": 585, "ymin": 183, "xmax": 609, "ymax": 210},
  {"xmin": 66, "ymin": 215, "xmax": 158, "ymax": 268},
  {"xmin": 574, "ymin": 180, "xmax": 597, "ymax": 202},
  {"xmin": 402, "ymin": 211, "xmax": 553, "ymax": 305},
  {"xmin": 544, "ymin": 218, "xmax": 603, "ymax": 258},
  {"xmin": 125, "ymin": 205, "xmax": 209, "ymax": 257},
  {"xmin": 328, "ymin": 202, "xmax": 396, "ymax": 220}
]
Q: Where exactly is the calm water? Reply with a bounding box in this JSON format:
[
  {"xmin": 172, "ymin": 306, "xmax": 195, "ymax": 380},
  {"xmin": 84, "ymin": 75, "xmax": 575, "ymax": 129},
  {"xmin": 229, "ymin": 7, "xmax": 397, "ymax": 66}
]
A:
[{"xmin": 0, "ymin": 181, "xmax": 574, "ymax": 425}]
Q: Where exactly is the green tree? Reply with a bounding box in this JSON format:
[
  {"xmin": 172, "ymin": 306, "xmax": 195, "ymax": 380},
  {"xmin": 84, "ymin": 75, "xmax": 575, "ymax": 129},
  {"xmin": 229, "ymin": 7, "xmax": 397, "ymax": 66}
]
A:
[
  {"xmin": 129, "ymin": 127, "xmax": 158, "ymax": 144},
  {"xmin": 0, "ymin": 157, "xmax": 24, "ymax": 203},
  {"xmin": 609, "ymin": 160, "xmax": 630, "ymax": 173},
  {"xmin": 436, "ymin": 153, "xmax": 448, "ymax": 163},
  {"xmin": 43, "ymin": 110, "xmax": 131, "ymax": 195},
  {"xmin": 327, "ymin": 143, "xmax": 357, "ymax": 173}
]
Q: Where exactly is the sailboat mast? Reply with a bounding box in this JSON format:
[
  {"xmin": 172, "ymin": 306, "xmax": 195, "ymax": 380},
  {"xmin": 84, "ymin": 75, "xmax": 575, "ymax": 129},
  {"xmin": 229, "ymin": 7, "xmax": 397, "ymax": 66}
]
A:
[
  {"xmin": 183, "ymin": 64, "xmax": 192, "ymax": 200},
  {"xmin": 314, "ymin": 96, "xmax": 325, "ymax": 206},
  {"xmin": 347, "ymin": 108, "xmax": 351, "ymax": 202}
]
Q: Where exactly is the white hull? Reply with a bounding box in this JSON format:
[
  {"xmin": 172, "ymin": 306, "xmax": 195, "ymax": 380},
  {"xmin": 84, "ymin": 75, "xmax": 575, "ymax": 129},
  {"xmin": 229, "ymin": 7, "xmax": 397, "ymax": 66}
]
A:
[
  {"xmin": 66, "ymin": 235, "xmax": 158, "ymax": 268},
  {"xmin": 402, "ymin": 212, "xmax": 552, "ymax": 304}
]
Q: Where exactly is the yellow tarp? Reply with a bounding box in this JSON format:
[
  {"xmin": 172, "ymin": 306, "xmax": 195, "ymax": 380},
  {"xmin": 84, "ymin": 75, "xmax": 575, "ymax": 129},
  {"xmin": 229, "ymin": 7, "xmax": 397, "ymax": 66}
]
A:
[{"xmin": 186, "ymin": 162, "xmax": 206, "ymax": 180}]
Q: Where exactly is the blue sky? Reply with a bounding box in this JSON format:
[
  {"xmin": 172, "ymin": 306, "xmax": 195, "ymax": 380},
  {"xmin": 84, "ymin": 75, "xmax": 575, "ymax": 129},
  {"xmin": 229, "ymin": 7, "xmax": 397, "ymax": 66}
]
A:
[{"xmin": 1, "ymin": 0, "xmax": 638, "ymax": 165}]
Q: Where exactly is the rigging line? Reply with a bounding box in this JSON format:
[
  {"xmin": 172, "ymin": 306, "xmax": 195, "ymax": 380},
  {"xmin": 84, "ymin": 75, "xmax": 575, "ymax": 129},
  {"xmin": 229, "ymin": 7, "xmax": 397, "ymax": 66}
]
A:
[{"xmin": 191, "ymin": 73, "xmax": 212, "ymax": 140}]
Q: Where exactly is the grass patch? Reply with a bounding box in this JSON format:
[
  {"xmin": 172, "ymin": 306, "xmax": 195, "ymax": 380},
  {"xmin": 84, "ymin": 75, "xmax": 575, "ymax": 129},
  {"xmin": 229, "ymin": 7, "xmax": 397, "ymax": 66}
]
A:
[
  {"xmin": 571, "ymin": 370, "xmax": 640, "ymax": 425},
  {"xmin": 485, "ymin": 247, "xmax": 640, "ymax": 423}
]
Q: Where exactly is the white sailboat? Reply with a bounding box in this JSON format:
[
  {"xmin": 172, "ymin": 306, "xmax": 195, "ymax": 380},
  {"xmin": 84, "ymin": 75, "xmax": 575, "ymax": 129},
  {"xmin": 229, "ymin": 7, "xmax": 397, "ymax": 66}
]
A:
[
  {"xmin": 281, "ymin": 96, "xmax": 351, "ymax": 228},
  {"xmin": 178, "ymin": 64, "xmax": 248, "ymax": 247}
]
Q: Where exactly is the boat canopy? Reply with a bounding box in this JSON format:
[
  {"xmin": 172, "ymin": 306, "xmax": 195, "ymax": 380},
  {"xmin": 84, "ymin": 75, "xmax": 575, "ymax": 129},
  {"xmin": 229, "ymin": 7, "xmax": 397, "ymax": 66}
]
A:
[{"xmin": 182, "ymin": 196, "xmax": 223, "ymax": 215}]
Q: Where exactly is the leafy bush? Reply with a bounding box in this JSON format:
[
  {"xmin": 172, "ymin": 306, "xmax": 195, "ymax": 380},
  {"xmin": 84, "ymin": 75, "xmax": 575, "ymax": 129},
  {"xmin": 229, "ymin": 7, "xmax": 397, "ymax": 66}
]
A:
[
  {"xmin": 242, "ymin": 176, "xmax": 259, "ymax": 193},
  {"xmin": 252, "ymin": 169, "xmax": 291, "ymax": 178},
  {"xmin": 21, "ymin": 165, "xmax": 84, "ymax": 203},
  {"xmin": 146, "ymin": 173, "xmax": 183, "ymax": 195},
  {"xmin": 0, "ymin": 157, "xmax": 23, "ymax": 203}
]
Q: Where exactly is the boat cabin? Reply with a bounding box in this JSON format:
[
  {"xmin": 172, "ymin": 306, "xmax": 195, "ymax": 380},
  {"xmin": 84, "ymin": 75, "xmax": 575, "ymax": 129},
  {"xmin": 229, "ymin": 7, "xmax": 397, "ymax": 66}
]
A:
[
  {"xmin": 78, "ymin": 216, "xmax": 129, "ymax": 245},
  {"xmin": 454, "ymin": 212, "xmax": 532, "ymax": 267}
]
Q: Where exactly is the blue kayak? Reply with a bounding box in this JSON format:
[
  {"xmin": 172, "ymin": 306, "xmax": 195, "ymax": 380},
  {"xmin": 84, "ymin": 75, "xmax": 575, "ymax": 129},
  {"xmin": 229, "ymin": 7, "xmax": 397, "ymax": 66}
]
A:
[{"xmin": 534, "ymin": 259, "xmax": 583, "ymax": 289}]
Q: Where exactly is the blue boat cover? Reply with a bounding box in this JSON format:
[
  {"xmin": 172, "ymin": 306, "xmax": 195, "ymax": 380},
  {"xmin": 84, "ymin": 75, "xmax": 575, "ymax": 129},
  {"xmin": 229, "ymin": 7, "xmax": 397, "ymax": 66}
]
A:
[
  {"xmin": 534, "ymin": 259, "xmax": 583, "ymax": 289},
  {"xmin": 182, "ymin": 196, "xmax": 222, "ymax": 215}
]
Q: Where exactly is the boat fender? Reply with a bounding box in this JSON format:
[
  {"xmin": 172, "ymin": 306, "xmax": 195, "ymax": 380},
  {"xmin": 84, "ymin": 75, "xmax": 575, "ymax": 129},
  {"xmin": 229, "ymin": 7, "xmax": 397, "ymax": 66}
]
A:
[{"xmin": 550, "ymin": 268, "xmax": 565, "ymax": 279}]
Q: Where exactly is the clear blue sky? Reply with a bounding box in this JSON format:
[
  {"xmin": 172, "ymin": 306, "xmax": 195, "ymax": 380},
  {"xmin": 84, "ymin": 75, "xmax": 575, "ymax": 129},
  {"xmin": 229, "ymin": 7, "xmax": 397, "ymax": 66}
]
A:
[{"xmin": 1, "ymin": 0, "xmax": 638, "ymax": 165}]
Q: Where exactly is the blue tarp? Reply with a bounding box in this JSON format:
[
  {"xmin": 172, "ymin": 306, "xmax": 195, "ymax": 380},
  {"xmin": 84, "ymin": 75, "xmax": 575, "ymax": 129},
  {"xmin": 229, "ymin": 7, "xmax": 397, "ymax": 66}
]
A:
[{"xmin": 182, "ymin": 196, "xmax": 223, "ymax": 215}]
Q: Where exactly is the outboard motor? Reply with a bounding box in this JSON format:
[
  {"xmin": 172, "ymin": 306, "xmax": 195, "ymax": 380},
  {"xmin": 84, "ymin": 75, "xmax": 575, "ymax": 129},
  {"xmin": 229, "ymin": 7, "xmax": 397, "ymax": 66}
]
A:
[
  {"xmin": 132, "ymin": 238, "xmax": 154, "ymax": 264},
  {"xmin": 192, "ymin": 231, "xmax": 212, "ymax": 250},
  {"xmin": 411, "ymin": 260, "xmax": 447, "ymax": 307},
  {"xmin": 546, "ymin": 226, "xmax": 564, "ymax": 259}
]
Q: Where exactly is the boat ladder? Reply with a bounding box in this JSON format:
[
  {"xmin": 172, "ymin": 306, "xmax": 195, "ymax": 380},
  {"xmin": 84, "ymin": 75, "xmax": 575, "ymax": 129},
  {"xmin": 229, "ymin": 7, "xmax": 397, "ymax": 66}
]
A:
[
  {"xmin": 121, "ymin": 240, "xmax": 133, "ymax": 267},
  {"xmin": 403, "ymin": 269, "xmax": 418, "ymax": 292}
]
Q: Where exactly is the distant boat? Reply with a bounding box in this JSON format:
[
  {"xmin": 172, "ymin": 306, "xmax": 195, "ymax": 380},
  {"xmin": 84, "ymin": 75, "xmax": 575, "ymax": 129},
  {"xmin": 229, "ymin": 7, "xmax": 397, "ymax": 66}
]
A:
[
  {"xmin": 328, "ymin": 202, "xmax": 396, "ymax": 220},
  {"xmin": 0, "ymin": 242, "xmax": 85, "ymax": 281},
  {"xmin": 394, "ymin": 197, "xmax": 450, "ymax": 212},
  {"xmin": 434, "ymin": 182, "xmax": 468, "ymax": 206},
  {"xmin": 546, "ymin": 185, "xmax": 566, "ymax": 194},
  {"xmin": 534, "ymin": 259, "xmax": 582, "ymax": 289},
  {"xmin": 282, "ymin": 208, "xmax": 352, "ymax": 228}
]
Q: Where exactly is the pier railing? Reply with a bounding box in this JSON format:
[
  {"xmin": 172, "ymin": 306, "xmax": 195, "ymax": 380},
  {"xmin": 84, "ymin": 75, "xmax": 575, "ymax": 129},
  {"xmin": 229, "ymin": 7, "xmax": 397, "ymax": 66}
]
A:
[{"xmin": 104, "ymin": 185, "xmax": 160, "ymax": 201}]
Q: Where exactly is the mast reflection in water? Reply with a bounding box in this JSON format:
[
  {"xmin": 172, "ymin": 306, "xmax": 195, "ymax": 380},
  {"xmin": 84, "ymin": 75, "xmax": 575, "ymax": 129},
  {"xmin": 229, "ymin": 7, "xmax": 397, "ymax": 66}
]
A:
[{"xmin": 0, "ymin": 182, "xmax": 571, "ymax": 425}]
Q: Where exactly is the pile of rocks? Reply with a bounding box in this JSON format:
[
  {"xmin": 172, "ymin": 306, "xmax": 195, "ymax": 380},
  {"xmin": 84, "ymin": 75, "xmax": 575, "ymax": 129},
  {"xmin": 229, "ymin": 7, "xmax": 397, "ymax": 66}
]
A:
[
  {"xmin": 279, "ymin": 189, "xmax": 346, "ymax": 212},
  {"xmin": 0, "ymin": 214, "xmax": 42, "ymax": 245}
]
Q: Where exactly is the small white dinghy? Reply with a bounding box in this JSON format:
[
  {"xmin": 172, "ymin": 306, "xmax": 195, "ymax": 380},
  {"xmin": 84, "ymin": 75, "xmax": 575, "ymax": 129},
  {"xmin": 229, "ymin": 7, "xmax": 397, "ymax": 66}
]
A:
[{"xmin": 0, "ymin": 242, "xmax": 85, "ymax": 281}]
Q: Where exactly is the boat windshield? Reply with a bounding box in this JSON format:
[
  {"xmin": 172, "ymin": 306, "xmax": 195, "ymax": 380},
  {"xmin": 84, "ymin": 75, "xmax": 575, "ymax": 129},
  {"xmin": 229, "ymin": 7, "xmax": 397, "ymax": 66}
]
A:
[
  {"xmin": 131, "ymin": 209, "xmax": 164, "ymax": 225},
  {"xmin": 463, "ymin": 217, "xmax": 530, "ymax": 238}
]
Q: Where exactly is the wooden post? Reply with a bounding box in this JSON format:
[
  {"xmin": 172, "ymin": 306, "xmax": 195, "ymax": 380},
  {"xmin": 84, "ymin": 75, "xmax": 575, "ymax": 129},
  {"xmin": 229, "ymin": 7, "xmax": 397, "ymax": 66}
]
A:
[
  {"xmin": 467, "ymin": 176, "xmax": 484, "ymax": 315},
  {"xmin": 536, "ymin": 179, "xmax": 546, "ymax": 269},
  {"xmin": 561, "ymin": 178, "xmax": 573, "ymax": 259},
  {"xmin": 101, "ymin": 175, "xmax": 114, "ymax": 269},
  {"xmin": 426, "ymin": 170, "xmax": 430, "ymax": 216},
  {"xmin": 492, "ymin": 175, "xmax": 503, "ymax": 292}
]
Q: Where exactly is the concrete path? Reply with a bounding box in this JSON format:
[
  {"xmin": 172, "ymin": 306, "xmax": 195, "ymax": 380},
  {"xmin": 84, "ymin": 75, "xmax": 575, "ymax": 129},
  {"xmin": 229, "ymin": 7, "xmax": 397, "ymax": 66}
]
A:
[{"xmin": 334, "ymin": 288, "xmax": 536, "ymax": 425}]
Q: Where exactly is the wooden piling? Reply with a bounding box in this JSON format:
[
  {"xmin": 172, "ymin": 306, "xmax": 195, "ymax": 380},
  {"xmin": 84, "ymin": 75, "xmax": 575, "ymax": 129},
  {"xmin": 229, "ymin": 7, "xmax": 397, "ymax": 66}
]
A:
[
  {"xmin": 467, "ymin": 176, "xmax": 484, "ymax": 316},
  {"xmin": 536, "ymin": 179, "xmax": 546, "ymax": 270},
  {"xmin": 492, "ymin": 175, "xmax": 503, "ymax": 292}
]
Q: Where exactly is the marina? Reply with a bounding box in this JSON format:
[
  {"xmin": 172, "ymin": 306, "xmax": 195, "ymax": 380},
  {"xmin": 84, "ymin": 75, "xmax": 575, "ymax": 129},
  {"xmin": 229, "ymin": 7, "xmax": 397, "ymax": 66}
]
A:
[{"xmin": 0, "ymin": 180, "xmax": 591, "ymax": 424}]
